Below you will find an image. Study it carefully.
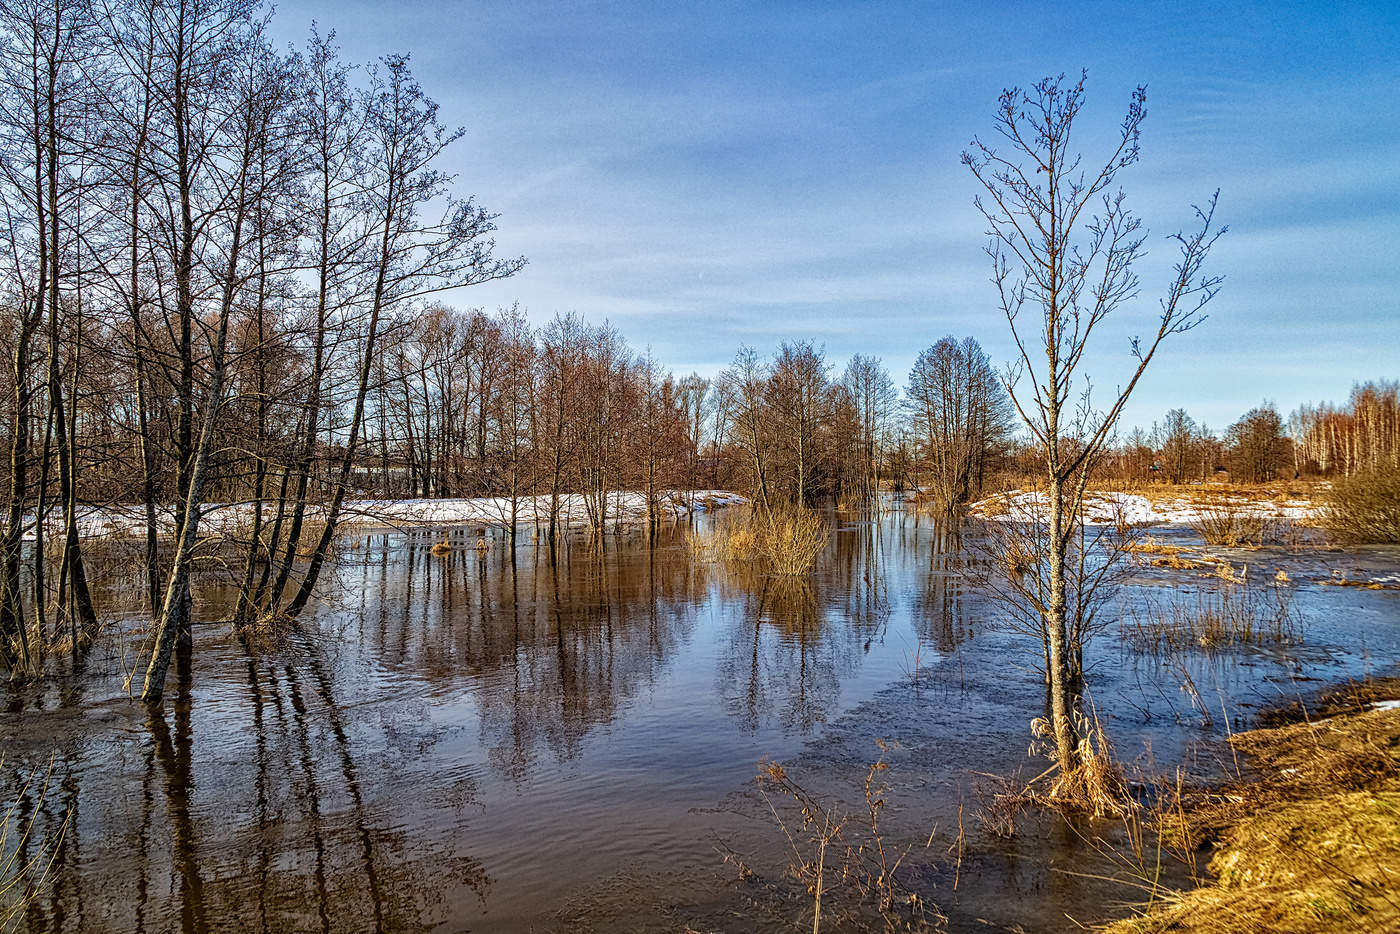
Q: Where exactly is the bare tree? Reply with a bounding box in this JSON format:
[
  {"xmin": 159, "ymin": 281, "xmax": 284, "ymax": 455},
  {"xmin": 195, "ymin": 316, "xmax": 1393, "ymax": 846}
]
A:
[
  {"xmin": 905, "ymin": 336, "xmax": 1009, "ymax": 513},
  {"xmin": 841, "ymin": 353, "xmax": 895, "ymax": 504},
  {"xmin": 1227, "ymin": 402, "xmax": 1287, "ymax": 483},
  {"xmin": 280, "ymin": 53, "xmax": 523, "ymax": 618},
  {"xmin": 1152, "ymin": 407, "xmax": 1196, "ymax": 484},
  {"xmin": 962, "ymin": 72, "xmax": 1224, "ymax": 778}
]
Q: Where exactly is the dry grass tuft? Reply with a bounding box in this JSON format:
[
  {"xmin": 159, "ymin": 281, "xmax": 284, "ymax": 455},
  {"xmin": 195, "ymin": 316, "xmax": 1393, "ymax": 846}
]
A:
[
  {"xmin": 1034, "ymin": 709, "xmax": 1134, "ymax": 819},
  {"xmin": 1189, "ymin": 499, "xmax": 1270, "ymax": 547},
  {"xmin": 1104, "ymin": 698, "xmax": 1400, "ymax": 933},
  {"xmin": 1321, "ymin": 468, "xmax": 1400, "ymax": 544},
  {"xmin": 1122, "ymin": 584, "xmax": 1300, "ymax": 654},
  {"xmin": 702, "ymin": 508, "xmax": 830, "ymax": 577}
]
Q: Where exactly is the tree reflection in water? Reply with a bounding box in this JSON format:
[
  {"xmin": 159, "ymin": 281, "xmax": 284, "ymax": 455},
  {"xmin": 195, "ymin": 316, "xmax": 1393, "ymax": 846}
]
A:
[{"xmin": 2, "ymin": 512, "xmax": 966, "ymax": 933}]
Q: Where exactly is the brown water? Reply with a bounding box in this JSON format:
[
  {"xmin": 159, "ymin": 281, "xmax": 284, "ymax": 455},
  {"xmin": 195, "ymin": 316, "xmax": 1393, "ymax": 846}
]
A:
[{"xmin": 3, "ymin": 504, "xmax": 1399, "ymax": 933}]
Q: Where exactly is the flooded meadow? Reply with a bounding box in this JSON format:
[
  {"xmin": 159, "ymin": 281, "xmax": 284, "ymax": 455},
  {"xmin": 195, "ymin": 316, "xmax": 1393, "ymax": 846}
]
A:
[{"xmin": 3, "ymin": 501, "xmax": 1399, "ymax": 933}]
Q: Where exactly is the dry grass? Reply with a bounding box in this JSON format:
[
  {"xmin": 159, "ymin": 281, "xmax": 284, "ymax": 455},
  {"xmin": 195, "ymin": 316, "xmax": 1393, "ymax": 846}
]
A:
[
  {"xmin": 1318, "ymin": 574, "xmax": 1400, "ymax": 592},
  {"xmin": 1034, "ymin": 708, "xmax": 1134, "ymax": 818},
  {"xmin": 1321, "ymin": 468, "xmax": 1400, "ymax": 544},
  {"xmin": 1256, "ymin": 677, "xmax": 1400, "ymax": 728},
  {"xmin": 1189, "ymin": 499, "xmax": 1271, "ymax": 547},
  {"xmin": 976, "ymin": 707, "xmax": 1135, "ymax": 837},
  {"xmin": 1126, "ymin": 537, "xmax": 1206, "ymax": 571},
  {"xmin": 1103, "ymin": 702, "xmax": 1400, "ymax": 933},
  {"xmin": 1122, "ymin": 584, "xmax": 1300, "ymax": 654},
  {"xmin": 701, "ymin": 508, "xmax": 830, "ymax": 577}
]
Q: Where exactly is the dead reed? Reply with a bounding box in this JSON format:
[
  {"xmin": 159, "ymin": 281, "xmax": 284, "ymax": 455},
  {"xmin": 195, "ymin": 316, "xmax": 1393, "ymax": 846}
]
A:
[
  {"xmin": 701, "ymin": 508, "xmax": 830, "ymax": 577},
  {"xmin": 1188, "ymin": 499, "xmax": 1270, "ymax": 547},
  {"xmin": 1122, "ymin": 583, "xmax": 1300, "ymax": 654}
]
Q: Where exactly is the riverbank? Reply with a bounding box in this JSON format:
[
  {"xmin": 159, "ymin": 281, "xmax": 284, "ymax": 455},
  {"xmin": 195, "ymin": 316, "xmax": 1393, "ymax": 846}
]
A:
[
  {"xmin": 1105, "ymin": 678, "xmax": 1400, "ymax": 933},
  {"xmin": 968, "ymin": 483, "xmax": 1317, "ymax": 526},
  {"xmin": 16, "ymin": 490, "xmax": 749, "ymax": 542}
]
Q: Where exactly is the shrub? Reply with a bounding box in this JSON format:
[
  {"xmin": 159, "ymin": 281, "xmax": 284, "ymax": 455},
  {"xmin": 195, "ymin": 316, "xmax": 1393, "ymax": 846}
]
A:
[
  {"xmin": 1189, "ymin": 499, "xmax": 1268, "ymax": 546},
  {"xmin": 704, "ymin": 507, "xmax": 830, "ymax": 576},
  {"xmin": 753, "ymin": 509, "xmax": 830, "ymax": 576},
  {"xmin": 1323, "ymin": 469, "xmax": 1400, "ymax": 544}
]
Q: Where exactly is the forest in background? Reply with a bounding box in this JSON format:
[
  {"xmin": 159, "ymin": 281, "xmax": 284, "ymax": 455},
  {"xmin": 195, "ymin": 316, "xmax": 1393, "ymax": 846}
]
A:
[{"xmin": 0, "ymin": 0, "xmax": 1396, "ymax": 693}]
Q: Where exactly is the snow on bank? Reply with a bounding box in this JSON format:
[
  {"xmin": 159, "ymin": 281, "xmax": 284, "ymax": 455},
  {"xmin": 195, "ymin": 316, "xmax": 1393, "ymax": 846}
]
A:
[
  {"xmin": 23, "ymin": 491, "xmax": 749, "ymax": 542},
  {"xmin": 967, "ymin": 489, "xmax": 1316, "ymax": 526}
]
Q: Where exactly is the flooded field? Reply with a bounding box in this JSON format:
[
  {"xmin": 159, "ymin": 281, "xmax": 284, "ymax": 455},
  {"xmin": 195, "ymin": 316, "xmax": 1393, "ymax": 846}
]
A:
[{"xmin": 4, "ymin": 502, "xmax": 1399, "ymax": 933}]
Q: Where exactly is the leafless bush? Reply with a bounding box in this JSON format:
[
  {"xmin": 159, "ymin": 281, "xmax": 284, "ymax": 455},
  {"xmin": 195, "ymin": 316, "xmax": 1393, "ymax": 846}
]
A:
[
  {"xmin": 1322, "ymin": 468, "xmax": 1400, "ymax": 544},
  {"xmin": 1188, "ymin": 500, "xmax": 1268, "ymax": 546}
]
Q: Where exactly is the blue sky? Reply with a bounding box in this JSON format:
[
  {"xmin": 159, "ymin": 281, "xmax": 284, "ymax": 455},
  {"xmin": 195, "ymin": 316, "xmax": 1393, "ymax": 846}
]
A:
[{"xmin": 274, "ymin": 0, "xmax": 1399, "ymax": 433}]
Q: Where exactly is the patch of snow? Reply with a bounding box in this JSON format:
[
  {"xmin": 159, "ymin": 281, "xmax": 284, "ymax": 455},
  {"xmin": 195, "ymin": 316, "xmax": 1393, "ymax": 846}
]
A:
[
  {"xmin": 967, "ymin": 489, "xmax": 1318, "ymax": 527},
  {"xmin": 19, "ymin": 490, "xmax": 749, "ymax": 542}
]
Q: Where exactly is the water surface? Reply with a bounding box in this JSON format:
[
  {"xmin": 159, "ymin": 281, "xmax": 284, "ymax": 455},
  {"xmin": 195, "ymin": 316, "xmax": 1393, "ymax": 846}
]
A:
[{"xmin": 4, "ymin": 505, "xmax": 1398, "ymax": 932}]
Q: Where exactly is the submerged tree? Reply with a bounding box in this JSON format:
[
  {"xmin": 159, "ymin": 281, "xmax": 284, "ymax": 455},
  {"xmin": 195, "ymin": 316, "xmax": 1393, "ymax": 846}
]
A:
[
  {"xmin": 905, "ymin": 336, "xmax": 1010, "ymax": 513},
  {"xmin": 962, "ymin": 72, "xmax": 1224, "ymax": 779}
]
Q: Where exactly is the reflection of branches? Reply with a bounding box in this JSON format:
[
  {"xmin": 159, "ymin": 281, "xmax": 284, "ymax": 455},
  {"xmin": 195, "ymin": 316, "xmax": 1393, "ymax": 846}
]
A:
[
  {"xmin": 2, "ymin": 753, "xmax": 71, "ymax": 931},
  {"xmin": 966, "ymin": 492, "xmax": 1142, "ymax": 686},
  {"xmin": 714, "ymin": 565, "xmax": 866, "ymax": 735},
  {"xmin": 910, "ymin": 519, "xmax": 970, "ymax": 652}
]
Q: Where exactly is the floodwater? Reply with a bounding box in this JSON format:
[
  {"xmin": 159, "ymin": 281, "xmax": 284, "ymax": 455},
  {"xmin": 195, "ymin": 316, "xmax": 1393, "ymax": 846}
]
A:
[{"xmin": 3, "ymin": 503, "xmax": 1398, "ymax": 933}]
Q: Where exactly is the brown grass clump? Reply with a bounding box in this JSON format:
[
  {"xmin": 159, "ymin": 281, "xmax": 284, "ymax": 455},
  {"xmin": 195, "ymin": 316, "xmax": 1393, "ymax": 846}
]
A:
[
  {"xmin": 1125, "ymin": 537, "xmax": 1181, "ymax": 556},
  {"xmin": 1034, "ymin": 709, "xmax": 1134, "ymax": 819},
  {"xmin": 1126, "ymin": 537, "xmax": 1206, "ymax": 571},
  {"xmin": 1122, "ymin": 585, "xmax": 1300, "ymax": 654},
  {"xmin": 1189, "ymin": 499, "xmax": 1270, "ymax": 547},
  {"xmin": 705, "ymin": 508, "xmax": 830, "ymax": 576},
  {"xmin": 428, "ymin": 539, "xmax": 453, "ymax": 556},
  {"xmin": 1104, "ymin": 700, "xmax": 1400, "ymax": 934},
  {"xmin": 1152, "ymin": 554, "xmax": 1201, "ymax": 570},
  {"xmin": 1321, "ymin": 468, "xmax": 1400, "ymax": 544},
  {"xmin": 976, "ymin": 493, "xmax": 1012, "ymax": 519},
  {"xmin": 1256, "ymin": 677, "xmax": 1400, "ymax": 728}
]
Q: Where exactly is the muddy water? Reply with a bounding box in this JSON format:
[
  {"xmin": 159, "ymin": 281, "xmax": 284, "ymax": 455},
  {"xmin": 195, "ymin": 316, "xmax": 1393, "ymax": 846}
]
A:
[{"xmin": 3, "ymin": 505, "xmax": 1399, "ymax": 933}]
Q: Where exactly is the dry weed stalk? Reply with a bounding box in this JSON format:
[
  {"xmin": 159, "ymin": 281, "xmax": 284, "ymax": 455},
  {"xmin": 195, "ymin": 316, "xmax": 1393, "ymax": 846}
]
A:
[
  {"xmin": 1122, "ymin": 582, "xmax": 1300, "ymax": 655},
  {"xmin": 752, "ymin": 744, "xmax": 942, "ymax": 933}
]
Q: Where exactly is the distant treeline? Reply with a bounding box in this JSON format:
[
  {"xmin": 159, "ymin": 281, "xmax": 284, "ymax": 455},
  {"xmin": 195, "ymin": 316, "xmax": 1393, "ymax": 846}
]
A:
[{"xmin": 1090, "ymin": 381, "xmax": 1399, "ymax": 486}]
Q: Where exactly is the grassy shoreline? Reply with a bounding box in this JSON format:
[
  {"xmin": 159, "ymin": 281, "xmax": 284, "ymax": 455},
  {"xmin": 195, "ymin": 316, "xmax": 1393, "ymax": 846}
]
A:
[{"xmin": 1104, "ymin": 678, "xmax": 1400, "ymax": 933}]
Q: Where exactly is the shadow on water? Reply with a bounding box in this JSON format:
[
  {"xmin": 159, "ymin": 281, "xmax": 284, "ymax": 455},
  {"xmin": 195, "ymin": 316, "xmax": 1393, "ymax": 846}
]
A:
[{"xmin": 2, "ymin": 505, "xmax": 1398, "ymax": 932}]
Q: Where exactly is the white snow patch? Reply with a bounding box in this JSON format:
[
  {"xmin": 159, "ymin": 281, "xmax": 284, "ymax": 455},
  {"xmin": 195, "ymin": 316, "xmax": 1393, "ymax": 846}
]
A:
[
  {"xmin": 967, "ymin": 489, "xmax": 1317, "ymax": 527},
  {"xmin": 19, "ymin": 491, "xmax": 749, "ymax": 542}
]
